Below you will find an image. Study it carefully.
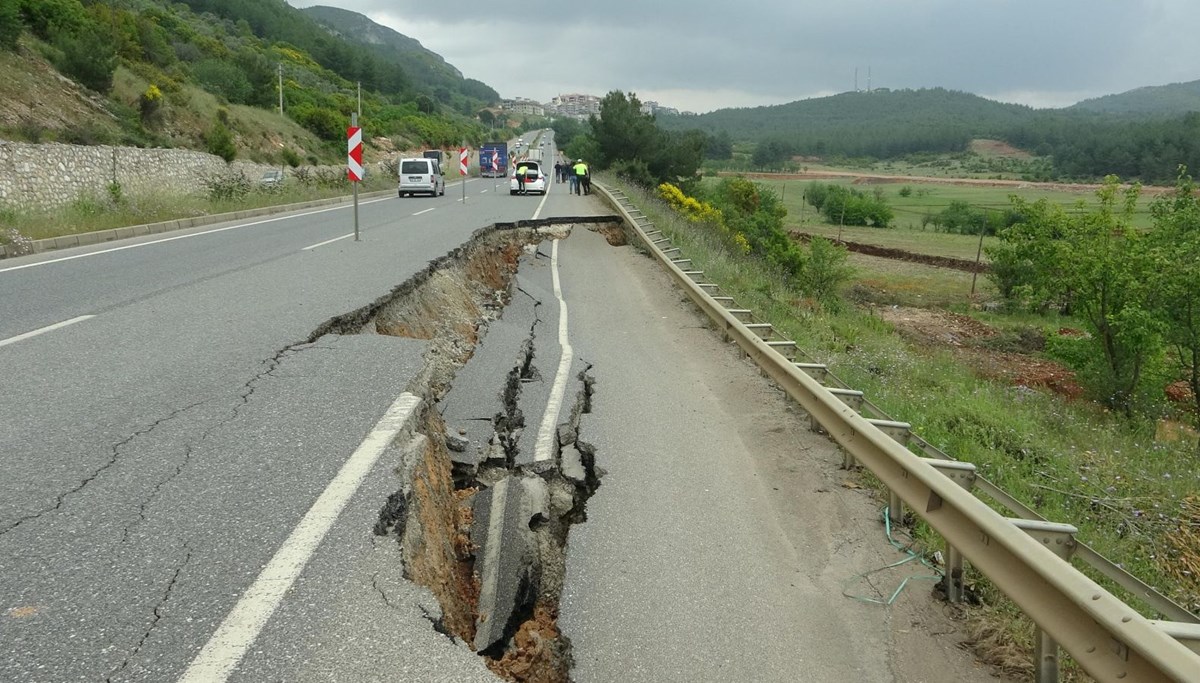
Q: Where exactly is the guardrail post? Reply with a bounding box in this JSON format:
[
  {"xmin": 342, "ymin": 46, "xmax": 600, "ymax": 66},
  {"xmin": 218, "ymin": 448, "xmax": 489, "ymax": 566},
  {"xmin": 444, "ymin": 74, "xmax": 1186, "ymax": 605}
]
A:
[
  {"xmin": 1011, "ymin": 519, "xmax": 1078, "ymax": 683},
  {"xmin": 924, "ymin": 459, "xmax": 977, "ymax": 603}
]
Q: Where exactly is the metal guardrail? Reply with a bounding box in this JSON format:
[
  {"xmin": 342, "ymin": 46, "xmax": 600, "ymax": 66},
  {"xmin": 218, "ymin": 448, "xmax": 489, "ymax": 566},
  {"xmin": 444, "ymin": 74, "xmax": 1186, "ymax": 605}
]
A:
[{"xmin": 595, "ymin": 181, "xmax": 1200, "ymax": 683}]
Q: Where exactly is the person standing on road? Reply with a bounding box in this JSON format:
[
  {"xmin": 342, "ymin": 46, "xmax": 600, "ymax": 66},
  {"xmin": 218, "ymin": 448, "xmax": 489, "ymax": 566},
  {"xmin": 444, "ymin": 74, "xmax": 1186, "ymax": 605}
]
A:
[
  {"xmin": 553, "ymin": 160, "xmax": 563, "ymax": 184},
  {"xmin": 516, "ymin": 161, "xmax": 528, "ymax": 194},
  {"xmin": 573, "ymin": 159, "xmax": 589, "ymax": 195},
  {"xmin": 568, "ymin": 160, "xmax": 580, "ymax": 194}
]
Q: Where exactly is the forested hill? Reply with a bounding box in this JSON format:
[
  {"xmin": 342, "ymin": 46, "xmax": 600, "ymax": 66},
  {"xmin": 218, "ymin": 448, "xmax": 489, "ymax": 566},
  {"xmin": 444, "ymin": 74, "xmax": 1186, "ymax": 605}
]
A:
[
  {"xmin": 0, "ymin": 0, "xmax": 500, "ymax": 163},
  {"xmin": 301, "ymin": 5, "xmax": 498, "ymax": 104},
  {"xmin": 658, "ymin": 88, "xmax": 1036, "ymax": 158},
  {"xmin": 657, "ymin": 86, "xmax": 1200, "ymax": 183},
  {"xmin": 662, "ymin": 88, "xmax": 1032, "ymax": 139},
  {"xmin": 1068, "ymin": 79, "xmax": 1200, "ymax": 116}
]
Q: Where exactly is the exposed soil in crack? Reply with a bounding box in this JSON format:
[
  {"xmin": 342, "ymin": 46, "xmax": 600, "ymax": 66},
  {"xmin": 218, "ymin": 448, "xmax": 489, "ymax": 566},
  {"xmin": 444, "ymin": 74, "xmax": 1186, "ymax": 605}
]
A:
[{"xmin": 322, "ymin": 223, "xmax": 612, "ymax": 682}]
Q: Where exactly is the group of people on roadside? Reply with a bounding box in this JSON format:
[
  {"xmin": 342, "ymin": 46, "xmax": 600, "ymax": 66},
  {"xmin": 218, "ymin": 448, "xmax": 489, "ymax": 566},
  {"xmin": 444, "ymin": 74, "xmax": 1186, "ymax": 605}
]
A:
[{"xmin": 553, "ymin": 158, "xmax": 591, "ymax": 195}]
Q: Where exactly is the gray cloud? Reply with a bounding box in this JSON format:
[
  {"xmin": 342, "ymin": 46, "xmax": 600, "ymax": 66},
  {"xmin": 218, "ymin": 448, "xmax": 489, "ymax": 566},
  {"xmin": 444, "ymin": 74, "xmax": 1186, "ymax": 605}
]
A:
[{"xmin": 287, "ymin": 1, "xmax": 1200, "ymax": 111}]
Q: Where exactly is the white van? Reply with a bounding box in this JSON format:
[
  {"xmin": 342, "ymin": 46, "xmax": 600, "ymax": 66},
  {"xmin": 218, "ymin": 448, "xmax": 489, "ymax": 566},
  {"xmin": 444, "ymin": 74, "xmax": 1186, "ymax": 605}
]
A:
[{"xmin": 398, "ymin": 157, "xmax": 445, "ymax": 197}]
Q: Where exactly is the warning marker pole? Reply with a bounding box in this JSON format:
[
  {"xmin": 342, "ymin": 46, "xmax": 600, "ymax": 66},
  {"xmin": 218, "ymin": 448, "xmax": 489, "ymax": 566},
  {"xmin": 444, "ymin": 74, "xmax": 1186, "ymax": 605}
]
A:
[
  {"xmin": 460, "ymin": 146, "xmax": 468, "ymax": 203},
  {"xmin": 348, "ymin": 113, "xmax": 362, "ymax": 241}
]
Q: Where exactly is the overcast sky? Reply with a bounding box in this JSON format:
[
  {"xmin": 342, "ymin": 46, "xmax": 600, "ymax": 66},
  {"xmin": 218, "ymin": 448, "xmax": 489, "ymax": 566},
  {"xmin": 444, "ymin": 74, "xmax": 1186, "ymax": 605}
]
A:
[{"xmin": 284, "ymin": 1, "xmax": 1200, "ymax": 113}]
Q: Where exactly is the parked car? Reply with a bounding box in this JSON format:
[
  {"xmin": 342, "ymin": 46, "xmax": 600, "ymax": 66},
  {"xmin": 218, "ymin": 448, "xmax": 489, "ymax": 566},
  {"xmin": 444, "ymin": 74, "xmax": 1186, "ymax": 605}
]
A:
[
  {"xmin": 398, "ymin": 157, "xmax": 445, "ymax": 197},
  {"xmin": 510, "ymin": 160, "xmax": 547, "ymax": 195},
  {"xmin": 259, "ymin": 169, "xmax": 284, "ymax": 188}
]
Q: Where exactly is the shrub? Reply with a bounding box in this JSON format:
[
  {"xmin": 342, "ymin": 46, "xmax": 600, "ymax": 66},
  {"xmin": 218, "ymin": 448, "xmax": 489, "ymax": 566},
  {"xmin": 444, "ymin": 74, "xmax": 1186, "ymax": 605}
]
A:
[
  {"xmin": 804, "ymin": 182, "xmax": 893, "ymax": 227},
  {"xmin": 139, "ymin": 84, "xmax": 163, "ymax": 124},
  {"xmin": 205, "ymin": 120, "xmax": 236, "ymax": 162},
  {"xmin": 0, "ymin": 0, "xmax": 21, "ymax": 50},
  {"xmin": 51, "ymin": 27, "xmax": 117, "ymax": 93},
  {"xmin": 198, "ymin": 169, "xmax": 250, "ymax": 201},
  {"xmin": 800, "ymin": 236, "xmax": 853, "ymax": 310},
  {"xmin": 281, "ymin": 147, "xmax": 301, "ymax": 168},
  {"xmin": 611, "ymin": 159, "xmax": 654, "ymax": 188},
  {"xmin": 898, "ymin": 185, "xmax": 913, "ymax": 197}
]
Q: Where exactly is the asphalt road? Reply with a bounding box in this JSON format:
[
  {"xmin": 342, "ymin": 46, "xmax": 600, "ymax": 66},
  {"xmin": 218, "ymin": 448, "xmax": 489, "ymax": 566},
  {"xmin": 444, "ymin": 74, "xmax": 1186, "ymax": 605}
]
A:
[
  {"xmin": 1, "ymin": 129, "xmax": 998, "ymax": 682},
  {"xmin": 0, "ymin": 130, "xmax": 584, "ymax": 682}
]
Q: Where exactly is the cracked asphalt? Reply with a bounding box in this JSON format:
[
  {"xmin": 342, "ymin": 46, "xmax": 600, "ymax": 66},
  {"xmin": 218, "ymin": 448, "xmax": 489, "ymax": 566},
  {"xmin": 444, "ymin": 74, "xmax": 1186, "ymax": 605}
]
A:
[
  {"xmin": 0, "ymin": 132, "xmax": 602, "ymax": 682},
  {"xmin": 2, "ymin": 132, "xmax": 1004, "ymax": 681}
]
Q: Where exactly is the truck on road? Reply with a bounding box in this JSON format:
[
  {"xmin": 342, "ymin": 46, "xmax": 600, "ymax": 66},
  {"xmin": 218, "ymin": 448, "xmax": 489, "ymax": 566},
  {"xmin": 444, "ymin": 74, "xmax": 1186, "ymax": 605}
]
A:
[{"xmin": 480, "ymin": 142, "xmax": 508, "ymax": 177}]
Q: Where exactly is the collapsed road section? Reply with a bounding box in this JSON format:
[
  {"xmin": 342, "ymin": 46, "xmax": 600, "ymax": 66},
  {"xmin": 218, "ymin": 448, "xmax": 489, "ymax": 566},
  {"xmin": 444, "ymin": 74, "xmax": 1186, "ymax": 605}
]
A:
[{"xmin": 311, "ymin": 219, "xmax": 617, "ymax": 682}]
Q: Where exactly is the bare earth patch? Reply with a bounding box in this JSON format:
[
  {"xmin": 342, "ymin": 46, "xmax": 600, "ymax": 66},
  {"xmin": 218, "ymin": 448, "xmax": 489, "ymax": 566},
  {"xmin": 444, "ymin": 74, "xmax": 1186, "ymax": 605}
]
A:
[{"xmin": 877, "ymin": 306, "xmax": 1084, "ymax": 398}]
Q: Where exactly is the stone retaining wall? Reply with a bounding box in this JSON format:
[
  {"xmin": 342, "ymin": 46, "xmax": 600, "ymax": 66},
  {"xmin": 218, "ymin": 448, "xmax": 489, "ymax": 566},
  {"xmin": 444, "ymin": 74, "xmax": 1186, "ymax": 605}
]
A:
[{"xmin": 0, "ymin": 141, "xmax": 283, "ymax": 209}]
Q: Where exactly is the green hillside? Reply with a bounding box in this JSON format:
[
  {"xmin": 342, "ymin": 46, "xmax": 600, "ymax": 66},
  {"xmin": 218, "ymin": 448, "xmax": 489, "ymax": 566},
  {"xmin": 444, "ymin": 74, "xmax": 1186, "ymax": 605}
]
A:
[
  {"xmin": 659, "ymin": 88, "xmax": 1036, "ymax": 158},
  {"xmin": 658, "ymin": 86, "xmax": 1200, "ymax": 184},
  {"xmin": 1069, "ymin": 79, "xmax": 1200, "ymax": 116},
  {"xmin": 0, "ymin": 0, "xmax": 499, "ymax": 163},
  {"xmin": 302, "ymin": 5, "xmax": 498, "ymax": 108}
]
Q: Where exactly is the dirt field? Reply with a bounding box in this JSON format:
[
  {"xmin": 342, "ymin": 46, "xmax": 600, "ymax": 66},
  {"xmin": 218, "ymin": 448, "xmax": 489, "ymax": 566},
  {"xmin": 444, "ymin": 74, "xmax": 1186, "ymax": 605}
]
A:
[
  {"xmin": 732, "ymin": 170, "xmax": 1174, "ymax": 196},
  {"xmin": 875, "ymin": 306, "xmax": 1084, "ymax": 399}
]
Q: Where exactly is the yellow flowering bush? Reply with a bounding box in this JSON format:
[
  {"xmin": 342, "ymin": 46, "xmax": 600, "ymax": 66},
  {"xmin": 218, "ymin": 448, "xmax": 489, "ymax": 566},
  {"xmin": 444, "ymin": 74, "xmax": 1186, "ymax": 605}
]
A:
[{"xmin": 658, "ymin": 183, "xmax": 723, "ymax": 226}]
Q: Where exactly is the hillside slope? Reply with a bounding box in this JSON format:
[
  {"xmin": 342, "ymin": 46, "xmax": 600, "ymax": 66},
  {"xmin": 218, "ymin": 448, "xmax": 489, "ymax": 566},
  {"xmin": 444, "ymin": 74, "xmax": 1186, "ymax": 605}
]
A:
[
  {"xmin": 0, "ymin": 0, "xmax": 498, "ymax": 162},
  {"xmin": 301, "ymin": 5, "xmax": 498, "ymax": 103},
  {"xmin": 1069, "ymin": 79, "xmax": 1200, "ymax": 116}
]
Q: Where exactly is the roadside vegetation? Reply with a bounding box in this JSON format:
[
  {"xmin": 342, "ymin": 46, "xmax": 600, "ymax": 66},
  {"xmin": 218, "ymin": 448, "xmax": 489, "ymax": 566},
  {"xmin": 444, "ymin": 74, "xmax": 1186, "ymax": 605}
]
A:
[
  {"xmin": 0, "ymin": 167, "xmax": 397, "ymax": 246},
  {"xmin": 0, "ymin": 0, "xmax": 494, "ymax": 163},
  {"xmin": 608, "ymin": 171, "xmax": 1200, "ymax": 679}
]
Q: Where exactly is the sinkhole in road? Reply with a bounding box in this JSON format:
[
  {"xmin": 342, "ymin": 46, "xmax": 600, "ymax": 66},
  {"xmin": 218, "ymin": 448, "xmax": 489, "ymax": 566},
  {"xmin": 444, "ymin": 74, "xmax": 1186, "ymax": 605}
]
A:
[{"xmin": 320, "ymin": 220, "xmax": 618, "ymax": 682}]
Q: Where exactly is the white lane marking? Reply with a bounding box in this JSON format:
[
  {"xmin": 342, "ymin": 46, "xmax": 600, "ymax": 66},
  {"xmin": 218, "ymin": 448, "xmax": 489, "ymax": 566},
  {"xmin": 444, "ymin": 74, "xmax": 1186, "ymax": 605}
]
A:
[
  {"xmin": 301, "ymin": 233, "xmax": 354, "ymax": 251},
  {"xmin": 480, "ymin": 189, "xmax": 489, "ymax": 194},
  {"xmin": 0, "ymin": 198, "xmax": 392, "ymax": 274},
  {"xmin": 532, "ymin": 186, "xmax": 551, "ymax": 221},
  {"xmin": 178, "ymin": 392, "xmax": 422, "ymax": 683},
  {"xmin": 474, "ymin": 477, "xmax": 511, "ymax": 649},
  {"xmin": 412, "ymin": 208, "xmax": 435, "ymax": 216},
  {"xmin": 533, "ymin": 240, "xmax": 572, "ymax": 462},
  {"xmin": 0, "ymin": 315, "xmax": 95, "ymax": 348}
]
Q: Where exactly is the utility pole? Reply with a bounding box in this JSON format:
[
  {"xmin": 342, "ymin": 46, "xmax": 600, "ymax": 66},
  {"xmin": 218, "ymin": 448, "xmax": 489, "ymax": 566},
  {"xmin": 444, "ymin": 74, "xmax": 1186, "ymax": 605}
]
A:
[
  {"xmin": 357, "ymin": 81, "xmax": 361, "ymax": 118},
  {"xmin": 278, "ymin": 64, "xmax": 283, "ymax": 116}
]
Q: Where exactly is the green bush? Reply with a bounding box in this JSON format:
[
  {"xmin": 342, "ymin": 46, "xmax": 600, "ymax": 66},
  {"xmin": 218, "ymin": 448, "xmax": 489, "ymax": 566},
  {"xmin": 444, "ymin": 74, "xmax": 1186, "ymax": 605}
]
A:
[
  {"xmin": 804, "ymin": 182, "xmax": 893, "ymax": 227},
  {"xmin": 281, "ymin": 147, "xmax": 301, "ymax": 168},
  {"xmin": 800, "ymin": 236, "xmax": 853, "ymax": 310},
  {"xmin": 205, "ymin": 120, "xmax": 237, "ymax": 162},
  {"xmin": 0, "ymin": 0, "xmax": 22, "ymax": 50},
  {"xmin": 18, "ymin": 0, "xmax": 87, "ymax": 40},
  {"xmin": 51, "ymin": 27, "xmax": 117, "ymax": 93},
  {"xmin": 199, "ymin": 169, "xmax": 250, "ymax": 201}
]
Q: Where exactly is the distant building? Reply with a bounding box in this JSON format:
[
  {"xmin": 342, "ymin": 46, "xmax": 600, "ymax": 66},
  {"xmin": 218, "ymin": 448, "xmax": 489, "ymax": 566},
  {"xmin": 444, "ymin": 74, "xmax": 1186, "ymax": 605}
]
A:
[
  {"xmin": 548, "ymin": 93, "xmax": 602, "ymax": 119},
  {"xmin": 503, "ymin": 98, "xmax": 545, "ymax": 116},
  {"xmin": 640, "ymin": 101, "xmax": 680, "ymax": 117}
]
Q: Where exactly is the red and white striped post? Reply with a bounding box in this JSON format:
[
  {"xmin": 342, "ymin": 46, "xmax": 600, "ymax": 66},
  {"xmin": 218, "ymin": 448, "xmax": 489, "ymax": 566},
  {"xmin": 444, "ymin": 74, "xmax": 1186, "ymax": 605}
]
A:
[
  {"xmin": 348, "ymin": 114, "xmax": 362, "ymax": 240},
  {"xmin": 459, "ymin": 146, "xmax": 468, "ymax": 202}
]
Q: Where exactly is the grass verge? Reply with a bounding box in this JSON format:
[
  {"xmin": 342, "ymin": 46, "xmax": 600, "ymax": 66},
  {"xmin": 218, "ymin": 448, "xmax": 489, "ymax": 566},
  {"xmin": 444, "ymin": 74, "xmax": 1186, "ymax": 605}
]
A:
[
  {"xmin": 0, "ymin": 173, "xmax": 399, "ymax": 245},
  {"xmin": 608, "ymin": 173, "xmax": 1200, "ymax": 680}
]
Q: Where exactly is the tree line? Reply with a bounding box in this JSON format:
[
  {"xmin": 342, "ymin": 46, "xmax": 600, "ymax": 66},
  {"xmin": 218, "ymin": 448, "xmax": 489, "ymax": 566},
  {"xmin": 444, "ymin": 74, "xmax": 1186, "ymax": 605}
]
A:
[{"xmin": 658, "ymin": 88, "xmax": 1200, "ymax": 184}]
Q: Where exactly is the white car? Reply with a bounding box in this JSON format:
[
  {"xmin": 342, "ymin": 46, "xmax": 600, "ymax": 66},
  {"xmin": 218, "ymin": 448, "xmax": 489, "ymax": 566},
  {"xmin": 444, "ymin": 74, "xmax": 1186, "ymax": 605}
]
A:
[
  {"xmin": 510, "ymin": 161, "xmax": 547, "ymax": 195},
  {"xmin": 398, "ymin": 157, "xmax": 445, "ymax": 197}
]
